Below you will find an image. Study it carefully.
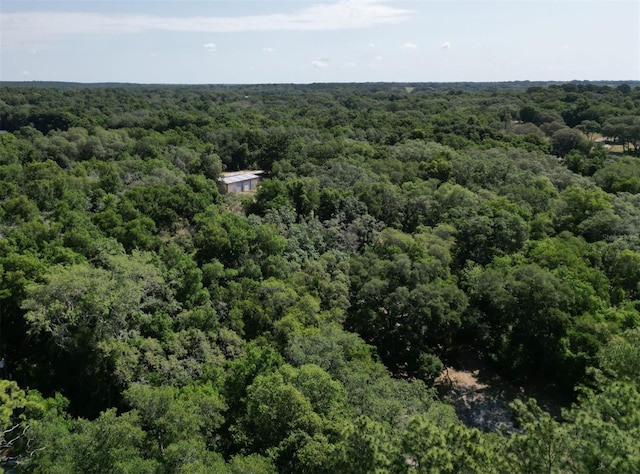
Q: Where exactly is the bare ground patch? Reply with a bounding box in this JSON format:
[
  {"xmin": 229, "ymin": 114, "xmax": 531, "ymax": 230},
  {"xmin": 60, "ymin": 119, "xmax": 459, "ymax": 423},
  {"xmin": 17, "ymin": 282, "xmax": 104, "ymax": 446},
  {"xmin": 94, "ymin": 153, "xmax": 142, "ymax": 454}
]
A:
[
  {"xmin": 435, "ymin": 349, "xmax": 568, "ymax": 433},
  {"xmin": 436, "ymin": 366, "xmax": 518, "ymax": 433}
]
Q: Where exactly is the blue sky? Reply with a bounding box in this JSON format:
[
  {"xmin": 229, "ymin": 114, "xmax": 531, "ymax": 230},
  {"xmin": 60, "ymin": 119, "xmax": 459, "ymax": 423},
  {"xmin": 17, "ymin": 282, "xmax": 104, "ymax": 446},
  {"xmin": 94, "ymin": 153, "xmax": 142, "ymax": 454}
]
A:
[{"xmin": 1, "ymin": 0, "xmax": 638, "ymax": 84}]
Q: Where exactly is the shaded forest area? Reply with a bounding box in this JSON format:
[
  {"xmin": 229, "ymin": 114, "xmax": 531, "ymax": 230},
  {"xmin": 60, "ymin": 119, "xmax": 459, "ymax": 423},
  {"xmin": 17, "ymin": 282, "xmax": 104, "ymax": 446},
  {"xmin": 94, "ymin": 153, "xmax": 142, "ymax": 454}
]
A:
[{"xmin": 1, "ymin": 81, "xmax": 640, "ymax": 472}]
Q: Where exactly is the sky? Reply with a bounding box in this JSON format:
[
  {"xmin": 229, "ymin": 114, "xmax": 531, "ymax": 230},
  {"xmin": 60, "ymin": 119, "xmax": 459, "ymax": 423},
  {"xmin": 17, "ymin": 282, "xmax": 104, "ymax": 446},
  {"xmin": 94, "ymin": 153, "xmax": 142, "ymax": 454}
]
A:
[{"xmin": 1, "ymin": 0, "xmax": 639, "ymax": 84}]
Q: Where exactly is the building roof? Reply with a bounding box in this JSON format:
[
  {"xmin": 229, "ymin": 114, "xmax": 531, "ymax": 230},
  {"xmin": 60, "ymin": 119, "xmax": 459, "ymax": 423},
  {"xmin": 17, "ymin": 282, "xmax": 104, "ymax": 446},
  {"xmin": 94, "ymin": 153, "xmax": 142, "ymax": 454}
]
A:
[{"xmin": 220, "ymin": 173, "xmax": 261, "ymax": 185}]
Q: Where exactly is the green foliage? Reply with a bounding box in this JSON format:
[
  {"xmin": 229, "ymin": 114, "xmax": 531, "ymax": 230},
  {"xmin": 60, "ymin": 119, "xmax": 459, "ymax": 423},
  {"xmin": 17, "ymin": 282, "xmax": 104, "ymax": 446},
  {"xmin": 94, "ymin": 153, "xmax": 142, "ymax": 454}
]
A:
[
  {"xmin": 234, "ymin": 369, "xmax": 323, "ymax": 451},
  {"xmin": 551, "ymin": 127, "xmax": 589, "ymax": 157},
  {"xmin": 25, "ymin": 409, "xmax": 159, "ymax": 474},
  {"xmin": 398, "ymin": 415, "xmax": 498, "ymax": 473},
  {"xmin": 598, "ymin": 328, "xmax": 640, "ymax": 386},
  {"xmin": 593, "ymin": 156, "xmax": 640, "ymax": 194},
  {"xmin": 466, "ymin": 258, "xmax": 587, "ymax": 388},
  {"xmin": 2, "ymin": 82, "xmax": 640, "ymax": 473},
  {"xmin": 506, "ymin": 381, "xmax": 640, "ymax": 474},
  {"xmin": 0, "ymin": 380, "xmax": 48, "ymax": 466},
  {"xmin": 348, "ymin": 227, "xmax": 466, "ymax": 378},
  {"xmin": 603, "ymin": 115, "xmax": 640, "ymax": 154},
  {"xmin": 124, "ymin": 382, "xmax": 226, "ymax": 454},
  {"xmin": 554, "ymin": 185, "xmax": 614, "ymax": 237},
  {"xmin": 23, "ymin": 252, "xmax": 172, "ymax": 351},
  {"xmin": 520, "ymin": 105, "xmax": 541, "ymax": 124},
  {"xmin": 245, "ymin": 178, "xmax": 292, "ymax": 216},
  {"xmin": 563, "ymin": 382, "xmax": 640, "ymax": 473},
  {"xmin": 336, "ymin": 416, "xmax": 396, "ymax": 473},
  {"xmin": 506, "ymin": 400, "xmax": 569, "ymax": 474}
]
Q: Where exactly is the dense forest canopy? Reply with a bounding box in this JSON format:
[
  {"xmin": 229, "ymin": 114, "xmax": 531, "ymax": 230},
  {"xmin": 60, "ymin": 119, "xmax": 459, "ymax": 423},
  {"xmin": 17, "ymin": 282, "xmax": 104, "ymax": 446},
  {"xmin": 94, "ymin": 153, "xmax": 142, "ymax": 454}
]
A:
[{"xmin": 1, "ymin": 81, "xmax": 640, "ymax": 473}]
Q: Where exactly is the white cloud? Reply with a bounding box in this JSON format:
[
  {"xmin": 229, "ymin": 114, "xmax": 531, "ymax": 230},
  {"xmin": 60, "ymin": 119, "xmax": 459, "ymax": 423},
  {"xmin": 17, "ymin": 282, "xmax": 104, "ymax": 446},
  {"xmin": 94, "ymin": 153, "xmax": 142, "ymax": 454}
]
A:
[
  {"xmin": 21, "ymin": 70, "xmax": 30, "ymax": 76},
  {"xmin": 440, "ymin": 41, "xmax": 451, "ymax": 49},
  {"xmin": 403, "ymin": 42, "xmax": 417, "ymax": 49},
  {"xmin": 368, "ymin": 43, "xmax": 376, "ymax": 48},
  {"xmin": 203, "ymin": 43, "xmax": 217, "ymax": 52},
  {"xmin": 344, "ymin": 61, "xmax": 357, "ymax": 68},
  {"xmin": 2, "ymin": 1, "xmax": 412, "ymax": 47},
  {"xmin": 312, "ymin": 58, "xmax": 330, "ymax": 68},
  {"xmin": 262, "ymin": 47, "xmax": 275, "ymax": 53}
]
